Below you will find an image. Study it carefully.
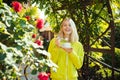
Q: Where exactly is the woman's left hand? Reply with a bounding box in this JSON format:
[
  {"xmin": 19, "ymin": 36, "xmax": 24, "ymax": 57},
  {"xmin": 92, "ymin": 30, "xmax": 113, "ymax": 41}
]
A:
[{"xmin": 63, "ymin": 48, "xmax": 73, "ymax": 53}]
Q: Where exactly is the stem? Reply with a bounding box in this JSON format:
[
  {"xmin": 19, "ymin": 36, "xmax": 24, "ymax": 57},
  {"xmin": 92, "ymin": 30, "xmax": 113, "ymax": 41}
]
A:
[{"xmin": 24, "ymin": 65, "xmax": 29, "ymax": 80}]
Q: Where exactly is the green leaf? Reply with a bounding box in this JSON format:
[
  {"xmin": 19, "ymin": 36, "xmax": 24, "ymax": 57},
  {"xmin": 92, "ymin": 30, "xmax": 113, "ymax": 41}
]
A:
[
  {"xmin": 0, "ymin": 22, "xmax": 6, "ymax": 32},
  {"xmin": 5, "ymin": 20, "xmax": 11, "ymax": 27},
  {"xmin": 0, "ymin": 0, "xmax": 2, "ymax": 4},
  {"xmin": 0, "ymin": 33, "xmax": 10, "ymax": 41},
  {"xmin": 0, "ymin": 9, "xmax": 4, "ymax": 14},
  {"xmin": 12, "ymin": 48, "xmax": 23, "ymax": 57},
  {"xmin": 19, "ymin": 18, "xmax": 27, "ymax": 27},
  {"xmin": 31, "ymin": 69, "xmax": 37, "ymax": 75},
  {"xmin": 0, "ymin": 53, "xmax": 6, "ymax": 60},
  {"xmin": 0, "ymin": 43, "xmax": 7, "ymax": 51}
]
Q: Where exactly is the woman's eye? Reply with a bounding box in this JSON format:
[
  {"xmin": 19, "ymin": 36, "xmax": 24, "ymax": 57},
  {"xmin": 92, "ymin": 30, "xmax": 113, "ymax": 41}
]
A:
[{"xmin": 63, "ymin": 24, "xmax": 67, "ymax": 26}]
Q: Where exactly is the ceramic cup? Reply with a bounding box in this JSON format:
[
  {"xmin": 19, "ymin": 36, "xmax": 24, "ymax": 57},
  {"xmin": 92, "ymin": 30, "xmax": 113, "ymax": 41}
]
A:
[{"xmin": 62, "ymin": 42, "xmax": 71, "ymax": 48}]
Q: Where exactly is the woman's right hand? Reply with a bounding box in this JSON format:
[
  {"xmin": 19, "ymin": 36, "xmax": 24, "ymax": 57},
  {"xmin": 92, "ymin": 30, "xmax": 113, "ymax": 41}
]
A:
[{"xmin": 55, "ymin": 38, "xmax": 61, "ymax": 47}]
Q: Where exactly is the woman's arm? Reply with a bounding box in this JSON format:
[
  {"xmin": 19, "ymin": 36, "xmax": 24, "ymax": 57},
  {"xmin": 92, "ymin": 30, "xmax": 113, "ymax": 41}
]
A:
[
  {"xmin": 48, "ymin": 38, "xmax": 59, "ymax": 64},
  {"xmin": 68, "ymin": 42, "xmax": 84, "ymax": 69}
]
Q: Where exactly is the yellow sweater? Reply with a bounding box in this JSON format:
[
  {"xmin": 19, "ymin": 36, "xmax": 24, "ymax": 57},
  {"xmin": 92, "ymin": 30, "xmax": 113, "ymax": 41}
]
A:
[{"xmin": 48, "ymin": 38, "xmax": 84, "ymax": 80}]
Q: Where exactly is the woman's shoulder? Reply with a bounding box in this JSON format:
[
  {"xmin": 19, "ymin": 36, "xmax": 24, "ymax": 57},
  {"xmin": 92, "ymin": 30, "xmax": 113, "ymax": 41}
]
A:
[
  {"xmin": 49, "ymin": 37, "xmax": 56, "ymax": 43},
  {"xmin": 51, "ymin": 37, "xmax": 56, "ymax": 41}
]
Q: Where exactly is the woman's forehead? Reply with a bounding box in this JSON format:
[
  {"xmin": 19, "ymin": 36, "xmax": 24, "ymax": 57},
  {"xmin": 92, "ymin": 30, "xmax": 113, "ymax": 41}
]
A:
[{"xmin": 62, "ymin": 20, "xmax": 70, "ymax": 24}]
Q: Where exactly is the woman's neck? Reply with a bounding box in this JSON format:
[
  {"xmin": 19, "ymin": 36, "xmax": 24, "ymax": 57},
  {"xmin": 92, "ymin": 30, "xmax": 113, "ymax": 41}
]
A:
[
  {"xmin": 64, "ymin": 35, "xmax": 70, "ymax": 41},
  {"xmin": 64, "ymin": 35, "xmax": 69, "ymax": 38}
]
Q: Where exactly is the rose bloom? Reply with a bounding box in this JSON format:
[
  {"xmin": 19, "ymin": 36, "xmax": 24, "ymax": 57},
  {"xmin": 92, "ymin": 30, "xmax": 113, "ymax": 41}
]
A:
[
  {"xmin": 25, "ymin": 16, "xmax": 30, "ymax": 21},
  {"xmin": 32, "ymin": 34, "xmax": 36, "ymax": 38},
  {"xmin": 12, "ymin": 1, "xmax": 22, "ymax": 12},
  {"xmin": 34, "ymin": 39, "xmax": 42, "ymax": 46},
  {"xmin": 36, "ymin": 19, "xmax": 44, "ymax": 29},
  {"xmin": 38, "ymin": 72, "xmax": 50, "ymax": 80}
]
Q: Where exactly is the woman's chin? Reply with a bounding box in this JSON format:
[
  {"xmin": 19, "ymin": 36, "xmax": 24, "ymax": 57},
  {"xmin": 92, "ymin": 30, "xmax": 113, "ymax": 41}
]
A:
[{"xmin": 64, "ymin": 32, "xmax": 71, "ymax": 35}]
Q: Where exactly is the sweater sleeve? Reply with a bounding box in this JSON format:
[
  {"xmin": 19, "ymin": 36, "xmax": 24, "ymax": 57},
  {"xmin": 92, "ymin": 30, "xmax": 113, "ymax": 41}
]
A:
[
  {"xmin": 68, "ymin": 42, "xmax": 84, "ymax": 69},
  {"xmin": 48, "ymin": 38, "xmax": 59, "ymax": 64}
]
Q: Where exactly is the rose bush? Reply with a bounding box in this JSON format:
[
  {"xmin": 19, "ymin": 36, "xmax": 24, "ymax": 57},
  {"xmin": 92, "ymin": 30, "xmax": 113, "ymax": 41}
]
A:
[{"xmin": 0, "ymin": 1, "xmax": 56, "ymax": 80}]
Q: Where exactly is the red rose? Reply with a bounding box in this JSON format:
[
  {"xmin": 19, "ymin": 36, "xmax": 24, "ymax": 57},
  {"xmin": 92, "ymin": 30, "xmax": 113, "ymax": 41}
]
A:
[
  {"xmin": 25, "ymin": 16, "xmax": 30, "ymax": 21},
  {"xmin": 36, "ymin": 19, "xmax": 44, "ymax": 29},
  {"xmin": 32, "ymin": 34, "xmax": 36, "ymax": 38},
  {"xmin": 38, "ymin": 72, "xmax": 50, "ymax": 80},
  {"xmin": 12, "ymin": 1, "xmax": 22, "ymax": 12},
  {"xmin": 34, "ymin": 39, "xmax": 42, "ymax": 46}
]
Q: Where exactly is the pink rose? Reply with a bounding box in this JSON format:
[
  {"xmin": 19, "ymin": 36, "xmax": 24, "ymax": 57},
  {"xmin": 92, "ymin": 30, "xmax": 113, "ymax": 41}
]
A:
[
  {"xmin": 36, "ymin": 19, "xmax": 44, "ymax": 29},
  {"xmin": 11, "ymin": 1, "xmax": 22, "ymax": 12},
  {"xmin": 32, "ymin": 34, "xmax": 36, "ymax": 38},
  {"xmin": 34, "ymin": 39, "xmax": 42, "ymax": 46},
  {"xmin": 25, "ymin": 16, "xmax": 30, "ymax": 21},
  {"xmin": 38, "ymin": 72, "xmax": 50, "ymax": 80}
]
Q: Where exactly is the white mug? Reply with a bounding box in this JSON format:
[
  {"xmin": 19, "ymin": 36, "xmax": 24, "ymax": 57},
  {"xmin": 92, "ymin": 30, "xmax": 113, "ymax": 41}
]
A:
[{"xmin": 62, "ymin": 42, "xmax": 71, "ymax": 48}]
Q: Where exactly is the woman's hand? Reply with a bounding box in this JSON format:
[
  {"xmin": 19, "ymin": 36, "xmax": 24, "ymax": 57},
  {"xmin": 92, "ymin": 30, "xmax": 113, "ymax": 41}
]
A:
[
  {"xmin": 55, "ymin": 38, "xmax": 61, "ymax": 48},
  {"xmin": 63, "ymin": 48, "xmax": 73, "ymax": 53},
  {"xmin": 55, "ymin": 38, "xmax": 72, "ymax": 53}
]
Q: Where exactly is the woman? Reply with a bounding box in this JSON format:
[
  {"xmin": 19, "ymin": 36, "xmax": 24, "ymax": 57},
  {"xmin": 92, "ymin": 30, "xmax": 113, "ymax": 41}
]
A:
[{"xmin": 48, "ymin": 18, "xmax": 84, "ymax": 80}]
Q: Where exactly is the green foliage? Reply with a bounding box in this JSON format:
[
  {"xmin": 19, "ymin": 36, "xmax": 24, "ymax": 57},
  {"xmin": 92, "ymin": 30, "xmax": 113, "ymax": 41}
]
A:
[
  {"xmin": 101, "ymin": 26, "xmax": 120, "ymax": 48},
  {"xmin": 115, "ymin": 26, "xmax": 120, "ymax": 48},
  {"xmin": 0, "ymin": 2, "xmax": 56, "ymax": 80},
  {"xmin": 103, "ymin": 48, "xmax": 120, "ymax": 68},
  {"xmin": 86, "ymin": 47, "xmax": 120, "ymax": 80}
]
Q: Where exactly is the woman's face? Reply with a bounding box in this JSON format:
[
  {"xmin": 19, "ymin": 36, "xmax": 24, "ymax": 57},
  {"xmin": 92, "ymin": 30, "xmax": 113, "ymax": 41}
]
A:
[{"xmin": 62, "ymin": 20, "xmax": 72, "ymax": 36}]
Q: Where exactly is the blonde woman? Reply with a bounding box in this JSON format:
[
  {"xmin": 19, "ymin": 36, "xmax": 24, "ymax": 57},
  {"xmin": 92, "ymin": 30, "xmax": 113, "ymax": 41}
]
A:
[{"xmin": 48, "ymin": 18, "xmax": 84, "ymax": 80}]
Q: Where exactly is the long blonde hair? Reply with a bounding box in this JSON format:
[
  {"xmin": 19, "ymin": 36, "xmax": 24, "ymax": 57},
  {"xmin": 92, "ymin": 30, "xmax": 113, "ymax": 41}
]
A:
[{"xmin": 58, "ymin": 18, "xmax": 79, "ymax": 42}]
